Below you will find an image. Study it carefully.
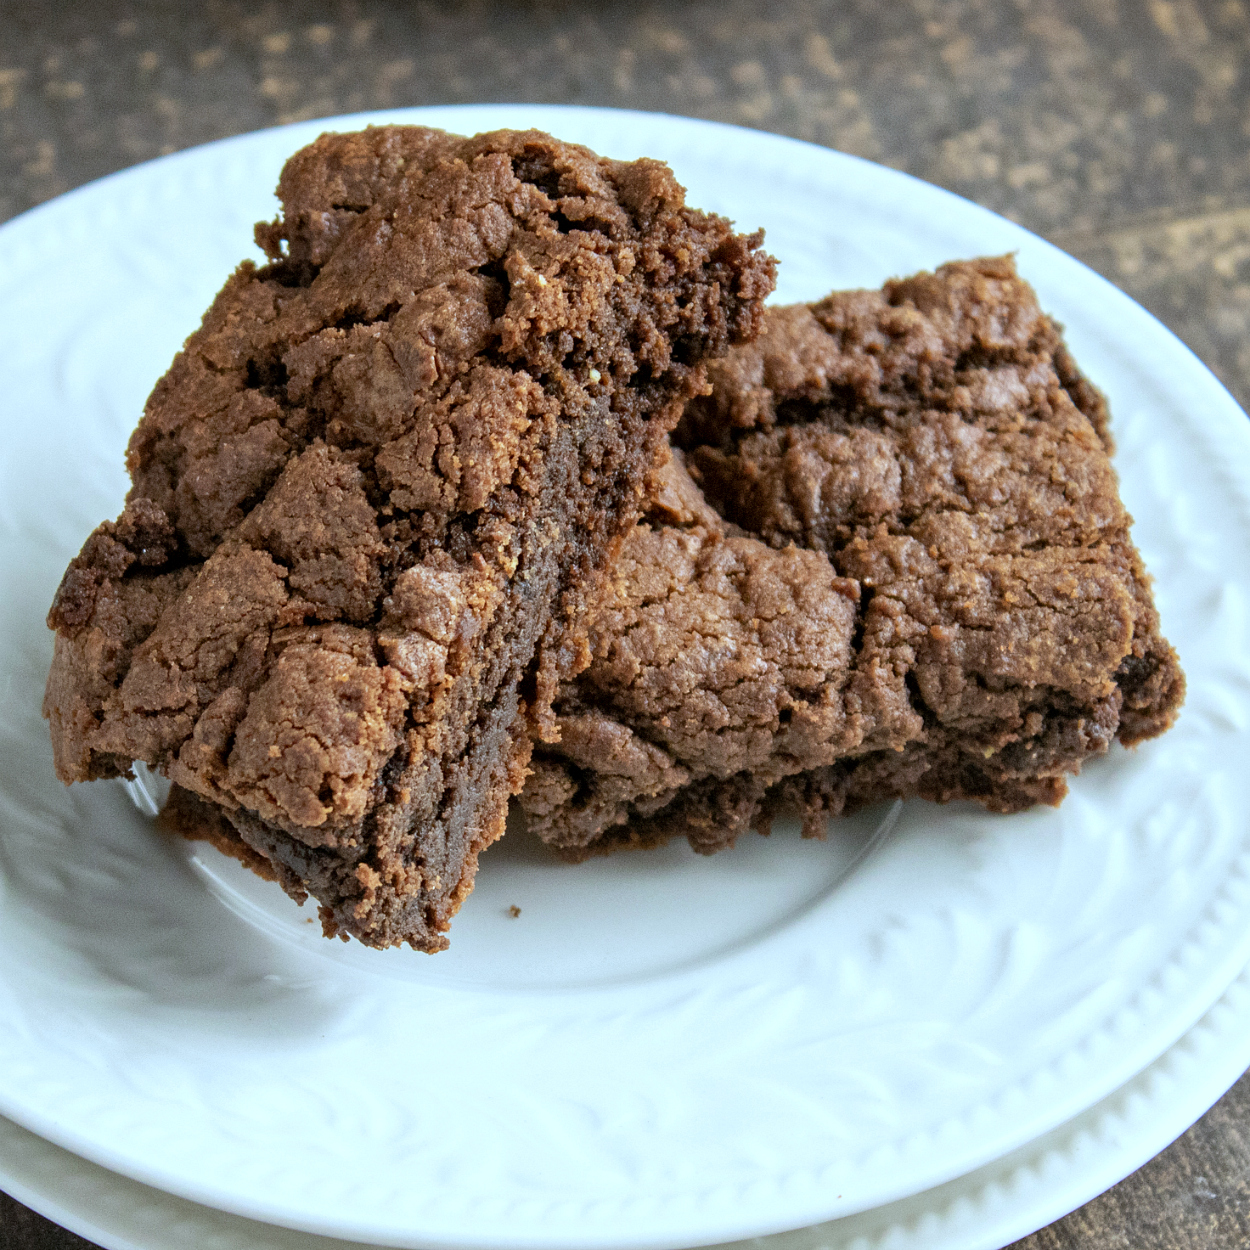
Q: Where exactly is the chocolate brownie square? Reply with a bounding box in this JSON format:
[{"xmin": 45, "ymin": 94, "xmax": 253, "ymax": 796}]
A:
[
  {"xmin": 521, "ymin": 258, "xmax": 1185, "ymax": 857},
  {"xmin": 43, "ymin": 125, "xmax": 775, "ymax": 948}
]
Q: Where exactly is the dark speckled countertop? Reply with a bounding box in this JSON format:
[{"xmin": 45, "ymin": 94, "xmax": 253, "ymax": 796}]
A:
[{"xmin": 3, "ymin": 3, "xmax": 1250, "ymax": 1248}]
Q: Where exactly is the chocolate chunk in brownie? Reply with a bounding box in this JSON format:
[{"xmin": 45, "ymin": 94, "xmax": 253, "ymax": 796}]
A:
[
  {"xmin": 521, "ymin": 258, "xmax": 1185, "ymax": 858},
  {"xmin": 43, "ymin": 125, "xmax": 775, "ymax": 948}
]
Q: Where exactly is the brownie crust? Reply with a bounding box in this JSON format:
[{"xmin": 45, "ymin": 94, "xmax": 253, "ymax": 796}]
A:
[
  {"xmin": 43, "ymin": 125, "xmax": 775, "ymax": 948},
  {"xmin": 521, "ymin": 258, "xmax": 1185, "ymax": 858}
]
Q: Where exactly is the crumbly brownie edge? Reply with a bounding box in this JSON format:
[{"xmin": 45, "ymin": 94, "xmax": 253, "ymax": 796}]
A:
[
  {"xmin": 522, "ymin": 258, "xmax": 1185, "ymax": 858},
  {"xmin": 44, "ymin": 124, "xmax": 777, "ymax": 948}
]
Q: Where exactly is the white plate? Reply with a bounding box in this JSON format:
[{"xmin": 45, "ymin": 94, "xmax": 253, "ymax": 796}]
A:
[
  {"xmin": 1, "ymin": 105, "xmax": 1249, "ymax": 1250},
  {"xmin": 6, "ymin": 954, "xmax": 1250, "ymax": 1250}
]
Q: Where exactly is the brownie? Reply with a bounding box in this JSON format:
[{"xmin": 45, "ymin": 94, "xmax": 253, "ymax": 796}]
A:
[
  {"xmin": 520, "ymin": 258, "xmax": 1185, "ymax": 858},
  {"xmin": 43, "ymin": 125, "xmax": 775, "ymax": 949}
]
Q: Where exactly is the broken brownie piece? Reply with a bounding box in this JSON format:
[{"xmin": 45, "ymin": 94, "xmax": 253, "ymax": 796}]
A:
[
  {"xmin": 43, "ymin": 125, "xmax": 775, "ymax": 948},
  {"xmin": 521, "ymin": 257, "xmax": 1185, "ymax": 858}
]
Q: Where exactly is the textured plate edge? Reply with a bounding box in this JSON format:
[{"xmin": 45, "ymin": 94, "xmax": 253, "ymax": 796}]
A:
[{"xmin": 2, "ymin": 961, "xmax": 1249, "ymax": 1250}]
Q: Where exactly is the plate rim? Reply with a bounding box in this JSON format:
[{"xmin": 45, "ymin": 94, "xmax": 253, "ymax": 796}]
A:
[
  {"xmin": 3, "ymin": 957, "xmax": 1249, "ymax": 1250},
  {"xmin": 2, "ymin": 102, "xmax": 1249, "ymax": 1250}
]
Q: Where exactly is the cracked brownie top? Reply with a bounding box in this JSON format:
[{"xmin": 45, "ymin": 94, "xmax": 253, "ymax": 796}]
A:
[
  {"xmin": 43, "ymin": 125, "xmax": 775, "ymax": 947},
  {"xmin": 522, "ymin": 257, "xmax": 1185, "ymax": 858}
]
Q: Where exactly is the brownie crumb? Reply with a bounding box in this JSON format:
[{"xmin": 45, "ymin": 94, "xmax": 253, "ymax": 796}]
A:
[
  {"xmin": 43, "ymin": 125, "xmax": 775, "ymax": 949},
  {"xmin": 521, "ymin": 258, "xmax": 1185, "ymax": 858}
]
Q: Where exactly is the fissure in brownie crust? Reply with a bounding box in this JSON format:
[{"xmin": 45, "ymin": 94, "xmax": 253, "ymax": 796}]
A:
[
  {"xmin": 43, "ymin": 125, "xmax": 775, "ymax": 948},
  {"xmin": 521, "ymin": 258, "xmax": 1185, "ymax": 858}
]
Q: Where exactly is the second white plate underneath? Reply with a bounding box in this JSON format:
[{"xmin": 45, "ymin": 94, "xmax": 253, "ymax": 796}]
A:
[{"xmin": 5, "ymin": 956, "xmax": 1250, "ymax": 1250}]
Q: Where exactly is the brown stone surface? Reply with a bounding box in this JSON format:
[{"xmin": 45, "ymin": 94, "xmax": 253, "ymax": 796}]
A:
[{"xmin": 3, "ymin": 0, "xmax": 1249, "ymax": 1246}]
